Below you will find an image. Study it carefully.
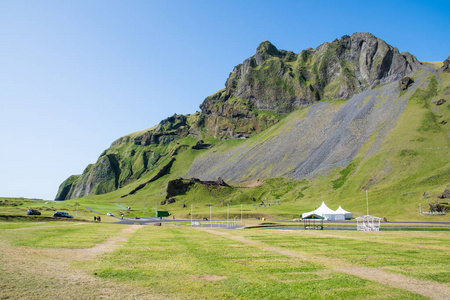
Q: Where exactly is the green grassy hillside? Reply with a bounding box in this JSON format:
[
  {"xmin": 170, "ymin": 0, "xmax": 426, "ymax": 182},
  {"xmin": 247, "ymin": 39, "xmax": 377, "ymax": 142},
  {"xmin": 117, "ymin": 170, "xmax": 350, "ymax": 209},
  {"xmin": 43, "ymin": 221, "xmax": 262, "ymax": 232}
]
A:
[
  {"xmin": 318, "ymin": 70, "xmax": 449, "ymax": 220},
  {"xmin": 51, "ymin": 66, "xmax": 449, "ymax": 222}
]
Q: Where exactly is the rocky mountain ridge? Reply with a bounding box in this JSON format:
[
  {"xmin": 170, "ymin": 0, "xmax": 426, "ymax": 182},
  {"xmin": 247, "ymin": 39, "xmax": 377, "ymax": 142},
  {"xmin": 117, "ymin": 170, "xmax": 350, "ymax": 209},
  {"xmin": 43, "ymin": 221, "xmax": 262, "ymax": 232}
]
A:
[
  {"xmin": 56, "ymin": 32, "xmax": 427, "ymax": 200},
  {"xmin": 200, "ymin": 32, "xmax": 421, "ymax": 138}
]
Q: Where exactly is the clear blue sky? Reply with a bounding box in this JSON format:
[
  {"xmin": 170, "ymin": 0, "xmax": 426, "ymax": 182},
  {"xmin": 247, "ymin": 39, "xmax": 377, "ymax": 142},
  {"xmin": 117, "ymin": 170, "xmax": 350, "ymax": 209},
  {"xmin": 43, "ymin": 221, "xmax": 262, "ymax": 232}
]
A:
[{"xmin": 1, "ymin": 0, "xmax": 449, "ymax": 200}]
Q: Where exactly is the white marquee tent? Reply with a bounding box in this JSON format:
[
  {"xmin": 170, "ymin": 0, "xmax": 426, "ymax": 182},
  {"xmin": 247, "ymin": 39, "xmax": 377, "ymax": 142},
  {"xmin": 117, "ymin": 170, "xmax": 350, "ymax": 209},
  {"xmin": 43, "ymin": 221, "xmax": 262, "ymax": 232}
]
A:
[
  {"xmin": 335, "ymin": 206, "xmax": 353, "ymax": 220},
  {"xmin": 302, "ymin": 202, "xmax": 353, "ymax": 220}
]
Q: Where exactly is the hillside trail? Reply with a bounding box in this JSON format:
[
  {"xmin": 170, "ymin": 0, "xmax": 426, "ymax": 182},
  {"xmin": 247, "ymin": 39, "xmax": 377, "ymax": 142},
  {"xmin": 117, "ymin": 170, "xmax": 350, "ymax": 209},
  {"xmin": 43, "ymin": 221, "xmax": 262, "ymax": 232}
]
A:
[
  {"xmin": 197, "ymin": 227, "xmax": 450, "ymax": 300},
  {"xmin": 0, "ymin": 225, "xmax": 162, "ymax": 300}
]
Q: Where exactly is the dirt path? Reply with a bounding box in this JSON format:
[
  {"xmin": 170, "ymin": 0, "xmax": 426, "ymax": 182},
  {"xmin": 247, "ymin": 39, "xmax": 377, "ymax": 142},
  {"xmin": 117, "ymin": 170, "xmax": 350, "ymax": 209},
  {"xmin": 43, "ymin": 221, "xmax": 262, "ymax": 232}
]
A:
[
  {"xmin": 79, "ymin": 224, "xmax": 141, "ymax": 260},
  {"xmin": 335, "ymin": 266, "xmax": 450, "ymax": 300},
  {"xmin": 197, "ymin": 228, "xmax": 450, "ymax": 300}
]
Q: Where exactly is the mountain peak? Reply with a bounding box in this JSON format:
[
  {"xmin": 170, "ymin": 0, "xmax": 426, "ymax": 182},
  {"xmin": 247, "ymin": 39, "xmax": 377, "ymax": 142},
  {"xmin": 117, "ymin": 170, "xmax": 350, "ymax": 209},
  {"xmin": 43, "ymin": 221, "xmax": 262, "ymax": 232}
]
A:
[
  {"xmin": 256, "ymin": 40, "xmax": 279, "ymax": 55},
  {"xmin": 254, "ymin": 40, "xmax": 280, "ymax": 65},
  {"xmin": 215, "ymin": 32, "xmax": 422, "ymax": 118}
]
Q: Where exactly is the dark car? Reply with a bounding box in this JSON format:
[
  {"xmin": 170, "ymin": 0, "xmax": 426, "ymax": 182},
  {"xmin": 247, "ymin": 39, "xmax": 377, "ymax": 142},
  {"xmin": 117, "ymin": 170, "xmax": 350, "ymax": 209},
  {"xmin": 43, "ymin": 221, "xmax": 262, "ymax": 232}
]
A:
[
  {"xmin": 52, "ymin": 212, "xmax": 73, "ymax": 218},
  {"xmin": 27, "ymin": 209, "xmax": 41, "ymax": 215}
]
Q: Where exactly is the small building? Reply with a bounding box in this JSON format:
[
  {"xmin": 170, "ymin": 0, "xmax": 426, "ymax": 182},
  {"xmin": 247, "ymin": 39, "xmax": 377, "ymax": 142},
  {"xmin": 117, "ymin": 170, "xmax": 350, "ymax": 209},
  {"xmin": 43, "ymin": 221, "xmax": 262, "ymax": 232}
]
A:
[
  {"xmin": 356, "ymin": 215, "xmax": 381, "ymax": 231},
  {"xmin": 302, "ymin": 213, "xmax": 324, "ymax": 230}
]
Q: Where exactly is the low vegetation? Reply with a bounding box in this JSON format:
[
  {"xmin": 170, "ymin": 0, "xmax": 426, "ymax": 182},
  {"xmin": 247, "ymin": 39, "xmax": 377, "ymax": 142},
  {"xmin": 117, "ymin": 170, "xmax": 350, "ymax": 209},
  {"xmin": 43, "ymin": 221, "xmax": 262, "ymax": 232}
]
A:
[{"xmin": 1, "ymin": 220, "xmax": 448, "ymax": 299}]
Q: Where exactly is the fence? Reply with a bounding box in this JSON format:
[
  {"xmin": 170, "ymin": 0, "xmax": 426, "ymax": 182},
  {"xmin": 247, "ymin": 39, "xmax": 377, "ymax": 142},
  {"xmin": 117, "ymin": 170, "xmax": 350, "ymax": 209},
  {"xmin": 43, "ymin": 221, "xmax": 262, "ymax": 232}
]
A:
[
  {"xmin": 191, "ymin": 219, "xmax": 243, "ymax": 228},
  {"xmin": 422, "ymin": 211, "xmax": 446, "ymax": 216}
]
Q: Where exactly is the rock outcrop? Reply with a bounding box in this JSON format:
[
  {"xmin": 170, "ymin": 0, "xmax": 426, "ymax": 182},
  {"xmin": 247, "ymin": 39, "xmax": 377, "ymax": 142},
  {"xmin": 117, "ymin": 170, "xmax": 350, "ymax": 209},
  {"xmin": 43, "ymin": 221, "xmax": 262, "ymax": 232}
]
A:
[
  {"xmin": 165, "ymin": 177, "xmax": 229, "ymax": 199},
  {"xmin": 437, "ymin": 187, "xmax": 450, "ymax": 199},
  {"xmin": 128, "ymin": 114, "xmax": 189, "ymax": 146},
  {"xmin": 399, "ymin": 76, "xmax": 414, "ymax": 91},
  {"xmin": 66, "ymin": 154, "xmax": 121, "ymax": 199},
  {"xmin": 428, "ymin": 203, "xmax": 449, "ymax": 213},
  {"xmin": 441, "ymin": 56, "xmax": 450, "ymax": 73},
  {"xmin": 433, "ymin": 99, "xmax": 446, "ymax": 106},
  {"xmin": 192, "ymin": 140, "xmax": 212, "ymax": 150},
  {"xmin": 55, "ymin": 175, "xmax": 81, "ymax": 201}
]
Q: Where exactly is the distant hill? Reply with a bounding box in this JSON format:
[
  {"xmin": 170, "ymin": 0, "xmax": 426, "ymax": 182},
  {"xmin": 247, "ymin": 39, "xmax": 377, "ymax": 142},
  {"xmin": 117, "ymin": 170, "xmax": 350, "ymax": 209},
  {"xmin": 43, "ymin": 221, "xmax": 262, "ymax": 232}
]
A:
[{"xmin": 55, "ymin": 32, "xmax": 449, "ymax": 219}]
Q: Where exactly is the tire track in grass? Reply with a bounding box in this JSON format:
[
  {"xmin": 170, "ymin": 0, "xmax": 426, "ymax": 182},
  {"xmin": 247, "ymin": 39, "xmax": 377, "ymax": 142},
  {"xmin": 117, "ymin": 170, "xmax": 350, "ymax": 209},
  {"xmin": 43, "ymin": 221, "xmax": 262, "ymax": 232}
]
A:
[
  {"xmin": 80, "ymin": 224, "xmax": 142, "ymax": 259},
  {"xmin": 197, "ymin": 227, "xmax": 450, "ymax": 300}
]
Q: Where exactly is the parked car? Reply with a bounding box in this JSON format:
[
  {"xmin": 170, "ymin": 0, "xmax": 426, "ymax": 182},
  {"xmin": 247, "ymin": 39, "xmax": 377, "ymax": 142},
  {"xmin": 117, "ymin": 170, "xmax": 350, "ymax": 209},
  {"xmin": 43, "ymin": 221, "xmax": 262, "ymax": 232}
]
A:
[
  {"xmin": 107, "ymin": 212, "xmax": 113, "ymax": 216},
  {"xmin": 27, "ymin": 209, "xmax": 41, "ymax": 215},
  {"xmin": 52, "ymin": 212, "xmax": 73, "ymax": 218}
]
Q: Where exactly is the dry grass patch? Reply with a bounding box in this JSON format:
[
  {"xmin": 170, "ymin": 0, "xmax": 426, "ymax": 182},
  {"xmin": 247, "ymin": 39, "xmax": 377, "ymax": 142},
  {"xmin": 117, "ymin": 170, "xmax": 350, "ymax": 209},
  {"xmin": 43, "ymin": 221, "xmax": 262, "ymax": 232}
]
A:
[{"xmin": 192, "ymin": 274, "xmax": 228, "ymax": 281}]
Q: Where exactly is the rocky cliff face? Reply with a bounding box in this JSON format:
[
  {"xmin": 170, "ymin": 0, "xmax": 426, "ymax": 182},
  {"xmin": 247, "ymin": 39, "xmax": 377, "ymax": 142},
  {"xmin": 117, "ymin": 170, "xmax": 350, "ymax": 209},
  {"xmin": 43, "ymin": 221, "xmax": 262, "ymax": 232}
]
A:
[
  {"xmin": 200, "ymin": 33, "xmax": 420, "ymax": 137},
  {"xmin": 55, "ymin": 32, "xmax": 424, "ymax": 200},
  {"xmin": 441, "ymin": 56, "xmax": 450, "ymax": 72},
  {"xmin": 200, "ymin": 33, "xmax": 421, "ymax": 138},
  {"xmin": 55, "ymin": 114, "xmax": 190, "ymax": 200}
]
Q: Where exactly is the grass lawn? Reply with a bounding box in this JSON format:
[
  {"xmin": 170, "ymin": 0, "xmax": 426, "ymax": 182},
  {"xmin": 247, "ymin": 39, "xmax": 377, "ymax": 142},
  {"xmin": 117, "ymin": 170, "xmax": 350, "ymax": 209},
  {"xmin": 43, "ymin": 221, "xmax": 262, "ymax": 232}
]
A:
[
  {"xmin": 90, "ymin": 226, "xmax": 430, "ymax": 299},
  {"xmin": 2, "ymin": 220, "xmax": 448, "ymax": 299},
  {"xmin": 235, "ymin": 228, "xmax": 450, "ymax": 284},
  {"xmin": 0, "ymin": 221, "xmax": 126, "ymax": 248}
]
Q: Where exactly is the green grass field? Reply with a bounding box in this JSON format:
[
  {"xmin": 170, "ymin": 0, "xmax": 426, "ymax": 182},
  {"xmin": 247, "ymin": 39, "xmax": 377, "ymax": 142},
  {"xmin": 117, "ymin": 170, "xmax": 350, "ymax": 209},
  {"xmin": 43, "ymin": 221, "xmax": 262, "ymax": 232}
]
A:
[{"xmin": 0, "ymin": 219, "xmax": 448, "ymax": 299}]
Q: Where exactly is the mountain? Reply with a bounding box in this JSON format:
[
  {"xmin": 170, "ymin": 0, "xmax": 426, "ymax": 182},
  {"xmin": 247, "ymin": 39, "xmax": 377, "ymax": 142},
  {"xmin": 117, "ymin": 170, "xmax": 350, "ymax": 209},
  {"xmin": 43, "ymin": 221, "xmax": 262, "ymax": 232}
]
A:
[{"xmin": 55, "ymin": 33, "xmax": 449, "ymax": 219}]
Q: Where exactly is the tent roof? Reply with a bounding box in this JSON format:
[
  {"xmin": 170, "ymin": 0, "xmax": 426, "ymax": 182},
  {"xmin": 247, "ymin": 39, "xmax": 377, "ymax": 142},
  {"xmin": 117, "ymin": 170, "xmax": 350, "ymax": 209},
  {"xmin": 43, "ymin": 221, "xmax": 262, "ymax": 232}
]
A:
[
  {"xmin": 335, "ymin": 206, "xmax": 351, "ymax": 214},
  {"xmin": 302, "ymin": 213, "xmax": 325, "ymax": 220},
  {"xmin": 314, "ymin": 201, "xmax": 336, "ymax": 215},
  {"xmin": 302, "ymin": 202, "xmax": 338, "ymax": 218},
  {"xmin": 302, "ymin": 202, "xmax": 352, "ymax": 219}
]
